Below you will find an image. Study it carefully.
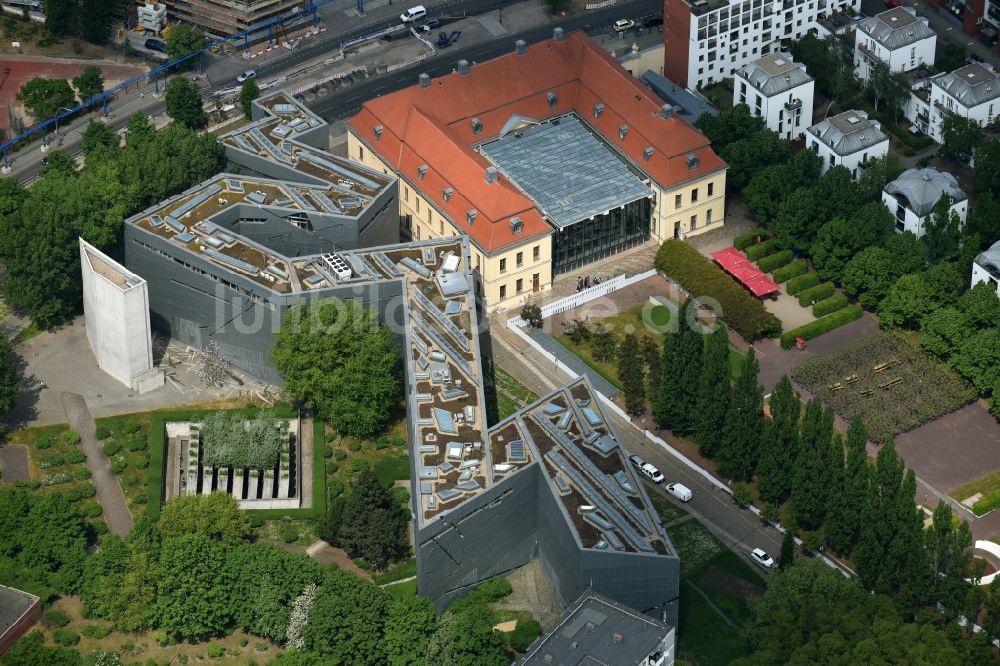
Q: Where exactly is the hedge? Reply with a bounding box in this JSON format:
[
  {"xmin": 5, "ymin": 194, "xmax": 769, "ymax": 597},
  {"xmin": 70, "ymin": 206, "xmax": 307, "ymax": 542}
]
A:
[
  {"xmin": 797, "ymin": 281, "xmax": 835, "ymax": 307},
  {"xmin": 655, "ymin": 240, "xmax": 782, "ymax": 340},
  {"xmin": 786, "ymin": 272, "xmax": 821, "ymax": 296},
  {"xmin": 757, "ymin": 249, "xmax": 793, "ymax": 274},
  {"xmin": 733, "ymin": 228, "xmax": 769, "ymax": 251},
  {"xmin": 812, "ymin": 293, "xmax": 848, "ymax": 317},
  {"xmin": 780, "ymin": 304, "xmax": 863, "ymax": 348},
  {"xmin": 773, "ymin": 259, "xmax": 808, "ymax": 284},
  {"xmin": 745, "ymin": 238, "xmax": 778, "ymax": 262}
]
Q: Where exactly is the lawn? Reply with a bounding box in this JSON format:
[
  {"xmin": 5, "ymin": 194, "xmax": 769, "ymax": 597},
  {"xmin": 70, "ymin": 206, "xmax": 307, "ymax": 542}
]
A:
[
  {"xmin": 951, "ymin": 469, "xmax": 1000, "ymax": 505},
  {"xmin": 93, "ymin": 412, "xmax": 156, "ymax": 519},
  {"xmin": 792, "ymin": 331, "xmax": 976, "ymax": 441},
  {"xmin": 374, "ymin": 557, "xmax": 417, "ymax": 586},
  {"xmin": 643, "ymin": 481, "xmax": 688, "ymax": 525},
  {"xmin": 495, "ymin": 367, "xmax": 540, "ymax": 421},
  {"xmin": 384, "ymin": 578, "xmax": 418, "ymax": 600}
]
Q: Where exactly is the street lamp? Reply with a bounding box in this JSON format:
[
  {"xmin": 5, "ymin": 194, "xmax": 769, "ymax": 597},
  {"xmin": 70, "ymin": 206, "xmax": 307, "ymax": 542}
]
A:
[{"xmin": 53, "ymin": 106, "xmax": 75, "ymax": 137}]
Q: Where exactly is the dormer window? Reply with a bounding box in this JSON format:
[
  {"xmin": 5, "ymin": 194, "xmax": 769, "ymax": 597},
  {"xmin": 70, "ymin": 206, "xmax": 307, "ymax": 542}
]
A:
[
  {"xmin": 417, "ymin": 164, "xmax": 428, "ymax": 180},
  {"xmin": 546, "ymin": 91, "xmax": 558, "ymax": 108},
  {"xmin": 472, "ymin": 118, "xmax": 483, "ymax": 135},
  {"xmin": 509, "ymin": 216, "xmax": 523, "ymax": 234},
  {"xmin": 686, "ymin": 154, "xmax": 699, "ymax": 170}
]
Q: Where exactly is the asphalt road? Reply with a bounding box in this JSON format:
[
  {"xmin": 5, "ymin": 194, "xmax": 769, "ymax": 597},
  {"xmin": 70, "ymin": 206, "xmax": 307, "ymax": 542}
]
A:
[{"xmin": 306, "ymin": 0, "xmax": 664, "ymax": 119}]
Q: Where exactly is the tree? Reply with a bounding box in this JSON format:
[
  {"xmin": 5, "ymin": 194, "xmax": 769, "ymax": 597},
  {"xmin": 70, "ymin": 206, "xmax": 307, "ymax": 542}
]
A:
[
  {"xmin": 695, "ymin": 103, "xmax": 766, "ymax": 148},
  {"xmin": 164, "ymin": 77, "xmax": 206, "ymax": 128},
  {"xmin": 694, "ymin": 325, "xmax": 731, "ymax": 458},
  {"xmin": 271, "ymin": 298, "xmax": 400, "ymax": 437},
  {"xmin": 384, "ymin": 595, "xmax": 438, "ymax": 666},
  {"xmin": 94, "ymin": 549, "xmax": 158, "ymax": 632},
  {"xmin": 653, "ymin": 327, "xmax": 684, "ymax": 430},
  {"xmin": 1, "ymin": 631, "xmax": 81, "ymax": 666},
  {"xmin": 671, "ymin": 306, "xmax": 704, "ymax": 435},
  {"xmin": 80, "ymin": 121, "xmax": 117, "ymax": 156},
  {"xmin": 617, "ymin": 333, "xmax": 646, "ymax": 416},
  {"xmin": 16, "ymin": 77, "xmax": 76, "ymax": 120},
  {"xmin": 72, "ymin": 66, "xmax": 104, "ymax": 104},
  {"xmin": 882, "ymin": 230, "xmax": 929, "ymax": 274},
  {"xmin": 196, "ymin": 340, "xmax": 230, "ymax": 387},
  {"xmin": 810, "ymin": 203, "xmax": 894, "ymax": 281},
  {"xmin": 640, "ymin": 335, "xmax": 661, "ymax": 403},
  {"xmin": 778, "ymin": 528, "xmax": 796, "ymax": 571},
  {"xmin": 958, "ymin": 280, "xmax": 1000, "ymax": 328},
  {"xmin": 772, "ymin": 185, "xmax": 823, "ymax": 251},
  {"xmin": 937, "ymin": 44, "xmax": 967, "ymax": 73},
  {"xmin": 920, "ymin": 307, "xmax": 970, "ymax": 360},
  {"xmin": 925, "ymin": 501, "xmax": 974, "ymax": 617},
  {"xmin": 426, "ymin": 606, "xmax": 507, "ymax": 666},
  {"xmin": 520, "ymin": 302, "xmax": 542, "ymax": 328},
  {"xmin": 0, "ymin": 333, "xmax": 20, "ymax": 418},
  {"xmin": 240, "ymin": 78, "xmax": 261, "ymax": 120},
  {"xmin": 338, "ymin": 468, "xmax": 408, "ymax": 571},
  {"xmin": 200, "ymin": 409, "xmax": 283, "ymax": 470},
  {"xmin": 925, "ymin": 195, "xmax": 964, "ymax": 262},
  {"xmin": 967, "ymin": 192, "xmax": 1000, "ymax": 242},
  {"xmin": 153, "ymin": 534, "xmax": 233, "ymax": 639},
  {"xmin": 756, "ymin": 376, "xmax": 799, "ymax": 504},
  {"xmin": 158, "ymin": 493, "xmax": 250, "ymax": 546},
  {"xmin": 79, "ymin": 0, "xmax": 122, "ymax": 44},
  {"xmin": 790, "ymin": 398, "xmax": 835, "ymax": 530},
  {"xmin": 866, "ymin": 60, "xmax": 910, "ymax": 119},
  {"xmin": 878, "ymin": 273, "xmax": 937, "ymax": 329},
  {"xmin": 973, "ymin": 138, "xmax": 1000, "ymax": 195},
  {"xmin": 940, "ymin": 115, "xmax": 981, "ymax": 161},
  {"xmin": 591, "ymin": 324, "xmax": 617, "ymax": 362},
  {"xmin": 125, "ymin": 111, "xmax": 155, "ymax": 145},
  {"xmin": 721, "ymin": 129, "xmax": 790, "ymax": 189},
  {"xmin": 44, "ymin": 0, "xmax": 80, "ymax": 37},
  {"xmin": 718, "ymin": 349, "xmax": 762, "ymax": 481},
  {"xmin": 825, "ymin": 417, "xmax": 870, "ymax": 554},
  {"xmin": 857, "ymin": 153, "xmax": 904, "ymax": 201},
  {"xmin": 303, "ymin": 569, "xmax": 391, "ymax": 663},
  {"xmin": 953, "ymin": 328, "xmax": 1000, "ymax": 393},
  {"xmin": 744, "ymin": 150, "xmax": 822, "ymax": 224},
  {"xmin": 165, "ymin": 23, "xmax": 207, "ymax": 61}
]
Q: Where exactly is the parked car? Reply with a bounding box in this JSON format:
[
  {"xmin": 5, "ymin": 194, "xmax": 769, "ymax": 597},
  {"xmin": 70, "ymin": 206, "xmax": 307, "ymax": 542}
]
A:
[
  {"xmin": 236, "ymin": 69, "xmax": 256, "ymax": 83},
  {"xmin": 639, "ymin": 463, "xmax": 664, "ymax": 484},
  {"xmin": 627, "ymin": 454, "xmax": 645, "ymax": 470},
  {"xmin": 144, "ymin": 38, "xmax": 165, "ymax": 52},
  {"xmin": 665, "ymin": 482, "xmax": 692, "ymax": 502},
  {"xmin": 614, "ymin": 19, "xmax": 635, "ymax": 32},
  {"xmin": 751, "ymin": 547, "xmax": 775, "ymax": 568},
  {"xmin": 420, "ymin": 18, "xmax": 441, "ymax": 32},
  {"xmin": 643, "ymin": 14, "xmax": 664, "ymax": 30},
  {"xmin": 400, "ymin": 5, "xmax": 427, "ymax": 23}
]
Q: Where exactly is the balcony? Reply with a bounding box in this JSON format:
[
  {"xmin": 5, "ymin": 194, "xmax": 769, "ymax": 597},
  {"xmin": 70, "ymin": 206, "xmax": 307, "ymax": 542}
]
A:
[
  {"xmin": 857, "ymin": 43, "xmax": 879, "ymax": 61},
  {"xmin": 785, "ymin": 98, "xmax": 802, "ymax": 111},
  {"xmin": 934, "ymin": 100, "xmax": 956, "ymax": 117}
]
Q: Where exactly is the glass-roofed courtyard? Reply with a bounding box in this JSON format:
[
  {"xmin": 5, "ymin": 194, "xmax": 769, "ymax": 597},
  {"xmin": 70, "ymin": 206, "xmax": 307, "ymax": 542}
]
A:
[{"xmin": 480, "ymin": 113, "xmax": 653, "ymax": 275}]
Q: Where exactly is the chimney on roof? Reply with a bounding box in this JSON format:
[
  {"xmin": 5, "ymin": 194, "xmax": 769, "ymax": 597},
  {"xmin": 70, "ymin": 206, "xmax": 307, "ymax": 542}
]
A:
[
  {"xmin": 418, "ymin": 73, "xmax": 430, "ymax": 88},
  {"xmin": 660, "ymin": 104, "xmax": 674, "ymax": 119},
  {"xmin": 612, "ymin": 633, "xmax": 624, "ymax": 643},
  {"xmin": 443, "ymin": 187, "xmax": 454, "ymax": 202},
  {"xmin": 594, "ymin": 103, "xmax": 604, "ymax": 118},
  {"xmin": 515, "ymin": 39, "xmax": 527, "ymax": 55},
  {"xmin": 643, "ymin": 146, "xmax": 654, "ymax": 161},
  {"xmin": 485, "ymin": 166, "xmax": 498, "ymax": 184},
  {"xmin": 467, "ymin": 210, "xmax": 477, "ymax": 225},
  {"xmin": 418, "ymin": 164, "xmax": 428, "ymax": 180},
  {"xmin": 457, "ymin": 59, "xmax": 471, "ymax": 75},
  {"xmin": 471, "ymin": 117, "xmax": 483, "ymax": 135},
  {"xmin": 554, "ymin": 27, "xmax": 564, "ymax": 42},
  {"xmin": 619, "ymin": 124, "xmax": 628, "ymax": 140},
  {"xmin": 373, "ymin": 124, "xmax": 383, "ymax": 140},
  {"xmin": 546, "ymin": 91, "xmax": 558, "ymax": 108}
]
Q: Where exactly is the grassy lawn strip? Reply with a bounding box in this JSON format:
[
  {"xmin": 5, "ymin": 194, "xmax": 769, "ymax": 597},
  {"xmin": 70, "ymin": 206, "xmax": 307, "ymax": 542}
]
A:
[
  {"xmin": 384, "ymin": 578, "xmax": 418, "ymax": 599},
  {"xmin": 951, "ymin": 468, "xmax": 1000, "ymax": 504},
  {"xmin": 643, "ymin": 481, "xmax": 688, "ymax": 525},
  {"xmin": 495, "ymin": 367, "xmax": 540, "ymax": 420},
  {"xmin": 554, "ymin": 333, "xmax": 623, "ymax": 389},
  {"xmin": 374, "ymin": 557, "xmax": 417, "ymax": 586}
]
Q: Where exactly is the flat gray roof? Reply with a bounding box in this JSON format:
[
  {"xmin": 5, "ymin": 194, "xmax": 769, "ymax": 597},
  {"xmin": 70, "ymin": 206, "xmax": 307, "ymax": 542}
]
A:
[
  {"xmin": 640, "ymin": 70, "xmax": 719, "ymax": 119},
  {"xmin": 0, "ymin": 585, "xmax": 38, "ymax": 638},
  {"xmin": 520, "ymin": 590, "xmax": 672, "ymax": 665},
  {"xmin": 480, "ymin": 114, "xmax": 651, "ymax": 229}
]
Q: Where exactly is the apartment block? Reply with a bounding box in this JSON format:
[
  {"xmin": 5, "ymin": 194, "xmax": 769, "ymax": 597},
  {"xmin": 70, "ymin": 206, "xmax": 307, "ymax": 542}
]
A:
[
  {"xmin": 807, "ymin": 109, "xmax": 889, "ymax": 177},
  {"xmin": 735, "ymin": 52, "xmax": 814, "ymax": 139},
  {"xmin": 908, "ymin": 63, "xmax": 1000, "ymax": 142},
  {"xmin": 854, "ymin": 7, "xmax": 936, "ymax": 82}
]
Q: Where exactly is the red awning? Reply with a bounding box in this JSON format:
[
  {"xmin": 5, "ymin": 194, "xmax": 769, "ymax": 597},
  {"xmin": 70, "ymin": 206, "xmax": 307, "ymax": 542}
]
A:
[{"xmin": 710, "ymin": 247, "xmax": 780, "ymax": 298}]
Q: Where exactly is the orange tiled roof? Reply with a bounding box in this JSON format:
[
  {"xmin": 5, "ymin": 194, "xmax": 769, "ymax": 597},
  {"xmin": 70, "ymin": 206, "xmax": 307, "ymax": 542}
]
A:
[{"xmin": 349, "ymin": 30, "xmax": 726, "ymax": 253}]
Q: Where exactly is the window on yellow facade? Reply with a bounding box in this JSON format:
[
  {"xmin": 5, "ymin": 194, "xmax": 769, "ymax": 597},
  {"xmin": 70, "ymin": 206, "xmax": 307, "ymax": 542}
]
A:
[
  {"xmin": 416, "ymin": 199, "xmax": 421, "ymax": 214},
  {"xmin": 500, "ymin": 258, "xmax": 507, "ymax": 274},
  {"xmin": 707, "ymin": 209, "xmax": 713, "ymax": 225},
  {"xmin": 690, "ymin": 214, "xmax": 697, "ymax": 229},
  {"xmin": 404, "ymin": 186, "xmax": 409, "ymax": 202},
  {"xmin": 516, "ymin": 279, "xmax": 523, "ymax": 293},
  {"xmin": 708, "ymin": 182, "xmax": 714, "ymax": 196},
  {"xmin": 500, "ymin": 285, "xmax": 507, "ymax": 299},
  {"xmin": 674, "ymin": 194, "xmax": 682, "ymax": 209},
  {"xmin": 516, "ymin": 251, "xmax": 523, "ymax": 268},
  {"xmin": 533, "ymin": 245, "xmax": 540, "ymax": 261},
  {"xmin": 691, "ymin": 187, "xmax": 698, "ymax": 203},
  {"xmin": 359, "ymin": 146, "xmax": 364, "ymax": 161}
]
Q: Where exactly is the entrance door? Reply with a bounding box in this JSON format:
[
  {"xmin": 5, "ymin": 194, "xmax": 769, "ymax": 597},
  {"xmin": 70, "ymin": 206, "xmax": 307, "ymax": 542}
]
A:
[
  {"xmin": 532, "ymin": 273, "xmax": 540, "ymax": 292},
  {"xmin": 674, "ymin": 221, "xmax": 681, "ymax": 239}
]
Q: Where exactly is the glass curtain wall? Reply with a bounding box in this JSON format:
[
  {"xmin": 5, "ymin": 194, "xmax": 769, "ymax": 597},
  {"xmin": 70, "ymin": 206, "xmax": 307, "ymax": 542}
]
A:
[{"xmin": 551, "ymin": 198, "xmax": 651, "ymax": 275}]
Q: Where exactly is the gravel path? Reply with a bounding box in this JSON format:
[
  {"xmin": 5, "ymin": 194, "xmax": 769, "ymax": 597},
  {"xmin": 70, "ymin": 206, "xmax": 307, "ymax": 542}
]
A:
[{"xmin": 0, "ymin": 443, "xmax": 29, "ymax": 483}]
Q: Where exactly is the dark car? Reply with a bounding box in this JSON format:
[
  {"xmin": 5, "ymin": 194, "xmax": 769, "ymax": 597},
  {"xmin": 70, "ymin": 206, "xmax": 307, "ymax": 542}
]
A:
[
  {"xmin": 144, "ymin": 38, "xmax": 165, "ymax": 52},
  {"xmin": 420, "ymin": 18, "xmax": 441, "ymax": 32},
  {"xmin": 643, "ymin": 14, "xmax": 664, "ymax": 29}
]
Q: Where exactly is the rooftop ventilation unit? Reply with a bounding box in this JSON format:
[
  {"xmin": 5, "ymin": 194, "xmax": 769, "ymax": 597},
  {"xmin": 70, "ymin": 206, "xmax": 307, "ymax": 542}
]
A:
[
  {"xmin": 515, "ymin": 39, "xmax": 527, "ymax": 55},
  {"xmin": 418, "ymin": 164, "xmax": 428, "ymax": 180},
  {"xmin": 457, "ymin": 59, "xmax": 471, "ymax": 75},
  {"xmin": 419, "ymin": 72, "xmax": 430, "ymax": 88},
  {"xmin": 686, "ymin": 154, "xmax": 700, "ymax": 170},
  {"xmin": 443, "ymin": 186, "xmax": 454, "ymax": 202},
  {"xmin": 643, "ymin": 146, "xmax": 654, "ymax": 161},
  {"xmin": 373, "ymin": 124, "xmax": 383, "ymax": 140},
  {"xmin": 660, "ymin": 104, "xmax": 674, "ymax": 119},
  {"xmin": 847, "ymin": 115, "xmax": 860, "ymax": 124},
  {"xmin": 546, "ymin": 91, "xmax": 558, "ymax": 108},
  {"xmin": 618, "ymin": 124, "xmax": 628, "ymax": 140},
  {"xmin": 774, "ymin": 57, "xmax": 786, "ymax": 65},
  {"xmin": 322, "ymin": 253, "xmax": 352, "ymax": 280},
  {"xmin": 485, "ymin": 166, "xmax": 498, "ymax": 184},
  {"xmin": 467, "ymin": 210, "xmax": 477, "ymax": 225},
  {"xmin": 594, "ymin": 103, "xmax": 605, "ymax": 118},
  {"xmin": 554, "ymin": 27, "xmax": 564, "ymax": 41},
  {"xmin": 471, "ymin": 117, "xmax": 483, "ymax": 135}
]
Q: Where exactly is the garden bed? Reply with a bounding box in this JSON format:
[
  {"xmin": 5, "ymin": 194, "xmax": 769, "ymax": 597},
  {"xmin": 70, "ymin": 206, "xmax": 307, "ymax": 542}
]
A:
[{"xmin": 792, "ymin": 332, "xmax": 977, "ymax": 442}]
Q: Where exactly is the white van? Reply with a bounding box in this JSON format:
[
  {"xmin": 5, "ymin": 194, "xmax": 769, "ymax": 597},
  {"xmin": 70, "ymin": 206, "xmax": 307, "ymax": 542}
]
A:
[
  {"xmin": 666, "ymin": 482, "xmax": 692, "ymax": 502},
  {"xmin": 400, "ymin": 5, "xmax": 427, "ymax": 22}
]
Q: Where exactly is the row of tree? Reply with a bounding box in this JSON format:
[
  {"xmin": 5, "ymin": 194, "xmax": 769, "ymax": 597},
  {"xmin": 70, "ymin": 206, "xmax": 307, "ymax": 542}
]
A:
[{"xmin": 16, "ymin": 66, "xmax": 105, "ymax": 121}]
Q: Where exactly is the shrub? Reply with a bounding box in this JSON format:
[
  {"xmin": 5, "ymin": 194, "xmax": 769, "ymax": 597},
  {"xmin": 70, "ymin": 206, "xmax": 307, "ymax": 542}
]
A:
[
  {"xmin": 76, "ymin": 483, "xmax": 96, "ymax": 498},
  {"xmin": 135, "ymin": 456, "xmax": 149, "ymax": 470},
  {"xmin": 279, "ymin": 524, "xmax": 298, "ymax": 543},
  {"xmin": 53, "ymin": 628, "xmax": 80, "ymax": 646},
  {"xmin": 95, "ymin": 426, "xmax": 112, "ymax": 440},
  {"xmin": 757, "ymin": 249, "xmax": 793, "ymax": 273},
  {"xmin": 239, "ymin": 637, "xmax": 249, "ymax": 647},
  {"xmin": 41, "ymin": 472, "xmax": 72, "ymax": 486},
  {"xmin": 82, "ymin": 624, "xmax": 112, "ymax": 639},
  {"xmin": 102, "ymin": 441, "xmax": 123, "ymax": 457},
  {"xmin": 474, "ymin": 577, "xmax": 513, "ymax": 602},
  {"xmin": 797, "ymin": 281, "xmax": 835, "ymax": 307},
  {"xmin": 322, "ymin": 444, "xmax": 333, "ymax": 459},
  {"xmin": 390, "ymin": 435, "xmax": 406, "ymax": 448},
  {"xmin": 786, "ymin": 272, "xmax": 821, "ymax": 296},
  {"xmin": 375, "ymin": 436, "xmax": 389, "ymax": 450},
  {"xmin": 126, "ymin": 434, "xmax": 147, "ymax": 452},
  {"xmin": 65, "ymin": 450, "xmax": 86, "ymax": 464},
  {"xmin": 733, "ymin": 227, "xmax": 769, "ymax": 251},
  {"xmin": 249, "ymin": 515, "xmax": 264, "ymax": 528},
  {"xmin": 83, "ymin": 502, "xmax": 103, "ymax": 518},
  {"xmin": 133, "ymin": 494, "xmax": 148, "ymax": 505},
  {"xmin": 333, "ymin": 449, "xmax": 347, "ymax": 461},
  {"xmin": 348, "ymin": 459, "xmax": 368, "ymax": 474},
  {"xmin": 39, "ymin": 454, "xmax": 65, "ymax": 468},
  {"xmin": 508, "ymin": 618, "xmax": 543, "ymax": 652},
  {"xmin": 347, "ymin": 440, "xmax": 361, "ymax": 452},
  {"xmin": 812, "ymin": 293, "xmax": 848, "ymax": 317},
  {"xmin": 325, "ymin": 461, "xmax": 339, "ymax": 474},
  {"xmin": 111, "ymin": 458, "xmax": 127, "ymax": 475},
  {"xmin": 745, "ymin": 238, "xmax": 778, "ymax": 262},
  {"xmin": 74, "ymin": 468, "xmax": 92, "ymax": 480},
  {"xmin": 654, "ymin": 240, "xmax": 782, "ymax": 340},
  {"xmin": 328, "ymin": 478, "xmax": 345, "ymax": 499},
  {"xmin": 773, "ymin": 259, "xmax": 808, "ymax": 283},
  {"xmin": 64, "ymin": 431, "xmax": 81, "ymax": 446},
  {"xmin": 207, "ymin": 644, "xmax": 225, "ymax": 659},
  {"xmin": 780, "ymin": 304, "xmax": 863, "ymax": 348},
  {"xmin": 35, "ymin": 436, "xmax": 52, "ymax": 450},
  {"xmin": 155, "ymin": 631, "xmax": 170, "ymax": 647},
  {"xmin": 43, "ymin": 608, "xmax": 70, "ymax": 627},
  {"xmin": 732, "ymin": 483, "xmax": 752, "ymax": 507},
  {"xmin": 124, "ymin": 420, "xmax": 142, "ymax": 434}
]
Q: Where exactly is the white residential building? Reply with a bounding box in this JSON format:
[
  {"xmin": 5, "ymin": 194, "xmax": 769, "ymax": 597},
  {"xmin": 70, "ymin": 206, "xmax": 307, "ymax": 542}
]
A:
[
  {"xmin": 908, "ymin": 63, "xmax": 1000, "ymax": 143},
  {"xmin": 807, "ymin": 110, "xmax": 889, "ymax": 177},
  {"xmin": 663, "ymin": 0, "xmax": 861, "ymax": 90},
  {"xmin": 972, "ymin": 240, "xmax": 1000, "ymax": 297},
  {"xmin": 735, "ymin": 52, "xmax": 814, "ymax": 140},
  {"xmin": 882, "ymin": 168, "xmax": 967, "ymax": 237},
  {"xmin": 854, "ymin": 7, "xmax": 936, "ymax": 82}
]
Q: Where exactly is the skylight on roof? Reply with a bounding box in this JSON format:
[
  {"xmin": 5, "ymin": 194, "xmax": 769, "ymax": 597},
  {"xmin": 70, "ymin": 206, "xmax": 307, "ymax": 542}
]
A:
[{"xmin": 774, "ymin": 58, "xmax": 786, "ymax": 65}]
